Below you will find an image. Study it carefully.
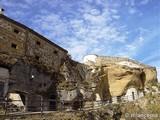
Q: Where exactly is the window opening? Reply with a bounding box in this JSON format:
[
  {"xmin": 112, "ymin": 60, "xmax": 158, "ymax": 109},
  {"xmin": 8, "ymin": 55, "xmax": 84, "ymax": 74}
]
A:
[
  {"xmin": 20, "ymin": 94, "xmax": 26, "ymax": 105},
  {"xmin": 14, "ymin": 29, "xmax": 19, "ymax": 34},
  {"xmin": 11, "ymin": 43, "xmax": 17, "ymax": 49},
  {"xmin": 117, "ymin": 96, "xmax": 121, "ymax": 102},
  {"xmin": 36, "ymin": 41, "xmax": 41, "ymax": 45},
  {"xmin": 54, "ymin": 50, "xmax": 58, "ymax": 55},
  {"xmin": 132, "ymin": 92, "xmax": 135, "ymax": 100},
  {"xmin": 109, "ymin": 98, "xmax": 112, "ymax": 103},
  {"xmin": 35, "ymin": 56, "xmax": 39, "ymax": 61}
]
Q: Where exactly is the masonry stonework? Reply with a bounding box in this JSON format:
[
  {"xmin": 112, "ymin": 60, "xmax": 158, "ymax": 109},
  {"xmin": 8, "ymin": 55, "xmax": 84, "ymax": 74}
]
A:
[{"xmin": 0, "ymin": 14, "xmax": 68, "ymax": 111}]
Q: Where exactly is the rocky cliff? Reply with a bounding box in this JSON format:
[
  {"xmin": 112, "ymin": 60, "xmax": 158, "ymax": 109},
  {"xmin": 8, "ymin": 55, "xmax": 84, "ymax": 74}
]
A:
[
  {"xmin": 58, "ymin": 54, "xmax": 157, "ymax": 104},
  {"xmin": 0, "ymin": 52, "xmax": 158, "ymax": 111}
]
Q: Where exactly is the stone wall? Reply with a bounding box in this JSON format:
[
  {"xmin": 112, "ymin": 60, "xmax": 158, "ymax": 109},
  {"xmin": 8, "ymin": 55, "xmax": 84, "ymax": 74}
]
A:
[
  {"xmin": 0, "ymin": 15, "xmax": 68, "ymax": 111},
  {"xmin": 0, "ymin": 67, "xmax": 9, "ymax": 98},
  {"xmin": 0, "ymin": 15, "xmax": 68, "ymax": 73},
  {"xmin": 8, "ymin": 60, "xmax": 56, "ymax": 94},
  {"xmin": 97, "ymin": 56, "xmax": 155, "ymax": 69},
  {"xmin": 59, "ymin": 89, "xmax": 78, "ymax": 101},
  {"xmin": 0, "ymin": 18, "xmax": 26, "ymax": 57},
  {"xmin": 26, "ymin": 32, "xmax": 67, "ymax": 72},
  {"xmin": 0, "ymin": 60, "xmax": 58, "ymax": 111}
]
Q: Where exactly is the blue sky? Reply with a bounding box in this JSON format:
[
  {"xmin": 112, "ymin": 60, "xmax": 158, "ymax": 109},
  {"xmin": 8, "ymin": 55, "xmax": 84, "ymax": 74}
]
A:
[{"xmin": 0, "ymin": 0, "xmax": 160, "ymax": 81}]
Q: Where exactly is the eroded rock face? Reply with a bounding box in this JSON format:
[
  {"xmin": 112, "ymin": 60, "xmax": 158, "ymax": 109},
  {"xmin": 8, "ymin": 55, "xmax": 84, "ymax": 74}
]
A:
[
  {"xmin": 83, "ymin": 55, "xmax": 157, "ymax": 98},
  {"xmin": 57, "ymin": 55, "xmax": 157, "ymax": 108},
  {"xmin": 143, "ymin": 68, "xmax": 157, "ymax": 87},
  {"xmin": 0, "ymin": 53, "xmax": 157, "ymax": 110},
  {"xmin": 102, "ymin": 65, "xmax": 143, "ymax": 97},
  {"xmin": 58, "ymin": 55, "xmax": 157, "ymax": 104}
]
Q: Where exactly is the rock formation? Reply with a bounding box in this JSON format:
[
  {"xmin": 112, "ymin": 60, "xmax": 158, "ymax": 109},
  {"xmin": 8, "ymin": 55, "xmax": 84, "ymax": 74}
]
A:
[
  {"xmin": 58, "ymin": 54, "xmax": 158, "ymax": 108},
  {"xmin": 0, "ymin": 49, "xmax": 158, "ymax": 111}
]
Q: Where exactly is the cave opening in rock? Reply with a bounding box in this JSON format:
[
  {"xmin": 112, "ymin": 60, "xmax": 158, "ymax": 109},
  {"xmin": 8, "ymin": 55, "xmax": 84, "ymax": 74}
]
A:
[
  {"xmin": 20, "ymin": 94, "xmax": 26, "ymax": 105},
  {"xmin": 72, "ymin": 100, "xmax": 83, "ymax": 110},
  {"xmin": 19, "ymin": 94, "xmax": 26, "ymax": 105}
]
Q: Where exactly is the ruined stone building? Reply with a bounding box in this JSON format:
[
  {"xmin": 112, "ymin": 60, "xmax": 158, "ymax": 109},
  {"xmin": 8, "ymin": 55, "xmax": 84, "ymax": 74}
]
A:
[{"xmin": 0, "ymin": 14, "xmax": 68, "ymax": 111}]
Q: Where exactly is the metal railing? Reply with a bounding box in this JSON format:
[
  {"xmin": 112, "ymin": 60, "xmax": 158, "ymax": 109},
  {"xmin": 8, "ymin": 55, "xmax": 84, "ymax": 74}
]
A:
[{"xmin": 0, "ymin": 94, "xmax": 144, "ymax": 119}]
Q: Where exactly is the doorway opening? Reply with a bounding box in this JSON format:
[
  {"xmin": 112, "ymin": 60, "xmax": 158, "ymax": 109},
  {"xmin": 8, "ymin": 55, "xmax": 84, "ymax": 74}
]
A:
[
  {"xmin": 132, "ymin": 92, "xmax": 135, "ymax": 100},
  {"xmin": 72, "ymin": 99, "xmax": 83, "ymax": 110},
  {"xmin": 0, "ymin": 82, "xmax": 4, "ymax": 98},
  {"xmin": 20, "ymin": 94, "xmax": 26, "ymax": 105},
  {"xmin": 49, "ymin": 95, "xmax": 56, "ymax": 111}
]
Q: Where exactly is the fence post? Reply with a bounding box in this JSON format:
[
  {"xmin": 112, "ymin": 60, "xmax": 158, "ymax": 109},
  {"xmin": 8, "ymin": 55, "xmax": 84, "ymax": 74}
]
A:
[
  {"xmin": 101, "ymin": 100, "xmax": 103, "ymax": 107},
  {"xmin": 63, "ymin": 99, "xmax": 65, "ymax": 110},
  {"xmin": 4, "ymin": 96, "xmax": 8, "ymax": 119},
  {"xmin": 25, "ymin": 95, "xmax": 28, "ymax": 111},
  {"xmin": 80, "ymin": 99, "xmax": 82, "ymax": 111},
  {"xmin": 40, "ymin": 96, "xmax": 43, "ymax": 115},
  {"xmin": 92, "ymin": 98, "xmax": 94, "ymax": 110},
  {"xmin": 61, "ymin": 98, "xmax": 64, "ymax": 111}
]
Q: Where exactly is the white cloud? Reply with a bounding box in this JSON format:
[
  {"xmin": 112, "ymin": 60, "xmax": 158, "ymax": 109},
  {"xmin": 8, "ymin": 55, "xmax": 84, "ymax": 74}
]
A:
[
  {"xmin": 1, "ymin": 0, "xmax": 30, "ymax": 9},
  {"xmin": 140, "ymin": 0, "xmax": 150, "ymax": 5},
  {"xmin": 85, "ymin": 0, "xmax": 93, "ymax": 3},
  {"xmin": 114, "ymin": 27, "xmax": 149, "ymax": 59},
  {"xmin": 65, "ymin": 39, "xmax": 88, "ymax": 62},
  {"xmin": 128, "ymin": 7, "xmax": 137, "ymax": 14},
  {"xmin": 110, "ymin": 9, "xmax": 118, "ymax": 14},
  {"xmin": 112, "ymin": 15, "xmax": 120, "ymax": 19},
  {"xmin": 90, "ymin": 9, "xmax": 101, "ymax": 16},
  {"xmin": 139, "ymin": 27, "xmax": 148, "ymax": 34},
  {"xmin": 31, "ymin": 13, "xmax": 68, "ymax": 39},
  {"xmin": 125, "ymin": 45, "xmax": 136, "ymax": 51},
  {"xmin": 125, "ymin": 0, "xmax": 135, "ymax": 6},
  {"xmin": 83, "ymin": 13, "xmax": 106, "ymax": 25},
  {"xmin": 95, "ymin": 0, "xmax": 109, "ymax": 6},
  {"xmin": 83, "ymin": 8, "xmax": 112, "ymax": 26}
]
